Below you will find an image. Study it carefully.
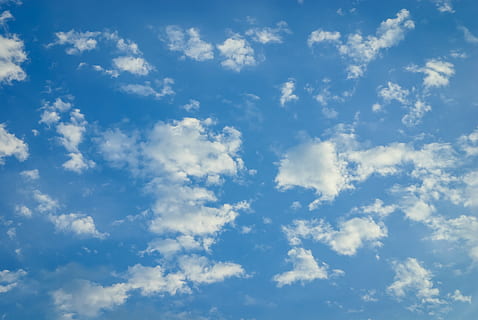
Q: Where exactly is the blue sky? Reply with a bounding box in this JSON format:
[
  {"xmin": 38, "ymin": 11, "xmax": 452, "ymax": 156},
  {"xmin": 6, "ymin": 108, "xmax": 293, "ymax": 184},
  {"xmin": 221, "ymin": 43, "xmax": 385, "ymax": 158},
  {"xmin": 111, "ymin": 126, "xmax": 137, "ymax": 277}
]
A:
[{"xmin": 1, "ymin": 0, "xmax": 478, "ymax": 319}]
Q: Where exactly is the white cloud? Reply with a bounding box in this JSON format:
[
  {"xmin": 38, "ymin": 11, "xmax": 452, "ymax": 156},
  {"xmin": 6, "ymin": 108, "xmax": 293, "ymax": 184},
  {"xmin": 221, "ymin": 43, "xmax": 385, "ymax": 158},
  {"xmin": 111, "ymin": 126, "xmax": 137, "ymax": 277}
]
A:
[
  {"xmin": 49, "ymin": 213, "xmax": 108, "ymax": 239},
  {"xmin": 62, "ymin": 152, "xmax": 95, "ymax": 173},
  {"xmin": 246, "ymin": 21, "xmax": 291, "ymax": 44},
  {"xmin": 53, "ymin": 281, "xmax": 129, "ymax": 318},
  {"xmin": 307, "ymin": 30, "xmax": 341, "ymax": 47},
  {"xmin": 102, "ymin": 31, "xmax": 141, "ymax": 55},
  {"xmin": 309, "ymin": 9, "xmax": 414, "ymax": 78},
  {"xmin": 0, "ymin": 269, "xmax": 26, "ymax": 293},
  {"xmin": 283, "ymin": 217, "xmax": 387, "ymax": 256},
  {"xmin": 181, "ymin": 99, "xmax": 200, "ymax": 111},
  {"xmin": 165, "ymin": 26, "xmax": 214, "ymax": 61},
  {"xmin": 52, "ymin": 30, "xmax": 100, "ymax": 55},
  {"xmin": 127, "ymin": 264, "xmax": 188, "ymax": 296},
  {"xmin": 217, "ymin": 35, "xmax": 256, "ymax": 72},
  {"xmin": 407, "ymin": 59, "xmax": 455, "ymax": 89},
  {"xmin": 275, "ymin": 139, "xmax": 350, "ymax": 207},
  {"xmin": 112, "ymin": 56, "xmax": 153, "ymax": 75},
  {"xmin": 142, "ymin": 236, "xmax": 202, "ymax": 257},
  {"xmin": 273, "ymin": 248, "xmax": 329, "ymax": 287},
  {"xmin": 279, "ymin": 79, "xmax": 298, "ymax": 107},
  {"xmin": 20, "ymin": 169, "xmax": 39, "ymax": 180},
  {"xmin": 0, "ymin": 33, "xmax": 27, "ymax": 84},
  {"xmin": 33, "ymin": 190, "xmax": 59, "ymax": 213},
  {"xmin": 430, "ymin": 0, "xmax": 454, "ymax": 13},
  {"xmin": 401, "ymin": 100, "xmax": 432, "ymax": 127},
  {"xmin": 0, "ymin": 10, "xmax": 13, "ymax": 26},
  {"xmin": 357, "ymin": 199, "xmax": 397, "ymax": 218},
  {"xmin": 15, "ymin": 204, "xmax": 32, "ymax": 217},
  {"xmin": 449, "ymin": 289, "xmax": 472, "ymax": 303},
  {"xmin": 178, "ymin": 255, "xmax": 245, "ymax": 284},
  {"xmin": 387, "ymin": 258, "xmax": 442, "ymax": 304},
  {"xmin": 459, "ymin": 26, "xmax": 478, "ymax": 44},
  {"xmin": 121, "ymin": 78, "xmax": 174, "ymax": 99},
  {"xmin": 379, "ymin": 82, "xmax": 409, "ymax": 105},
  {"xmin": 458, "ymin": 128, "xmax": 478, "ymax": 156},
  {"xmin": 0, "ymin": 124, "xmax": 28, "ymax": 164}
]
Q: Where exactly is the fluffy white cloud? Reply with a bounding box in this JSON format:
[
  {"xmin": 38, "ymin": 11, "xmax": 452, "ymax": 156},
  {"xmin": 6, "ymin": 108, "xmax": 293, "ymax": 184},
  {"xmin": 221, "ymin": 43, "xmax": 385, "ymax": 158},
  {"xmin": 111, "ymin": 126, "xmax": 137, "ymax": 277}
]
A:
[
  {"xmin": 246, "ymin": 21, "xmax": 291, "ymax": 44},
  {"xmin": 387, "ymin": 258, "xmax": 442, "ymax": 304},
  {"xmin": 283, "ymin": 217, "xmax": 387, "ymax": 256},
  {"xmin": 120, "ymin": 78, "xmax": 174, "ymax": 99},
  {"xmin": 0, "ymin": 124, "xmax": 28, "ymax": 164},
  {"xmin": 217, "ymin": 35, "xmax": 256, "ymax": 71},
  {"xmin": 165, "ymin": 26, "xmax": 214, "ymax": 61},
  {"xmin": 401, "ymin": 100, "xmax": 432, "ymax": 127},
  {"xmin": 112, "ymin": 56, "xmax": 153, "ymax": 75},
  {"xmin": 49, "ymin": 213, "xmax": 108, "ymax": 239},
  {"xmin": 309, "ymin": 9, "xmax": 414, "ymax": 78},
  {"xmin": 430, "ymin": 0, "xmax": 454, "ymax": 13},
  {"xmin": 459, "ymin": 128, "xmax": 478, "ymax": 156},
  {"xmin": 449, "ymin": 290, "xmax": 472, "ymax": 303},
  {"xmin": 33, "ymin": 190, "xmax": 59, "ymax": 213},
  {"xmin": 0, "ymin": 33, "xmax": 27, "ymax": 84},
  {"xmin": 275, "ymin": 140, "xmax": 350, "ymax": 208},
  {"xmin": 0, "ymin": 269, "xmax": 26, "ymax": 293},
  {"xmin": 407, "ymin": 59, "xmax": 455, "ymax": 89},
  {"xmin": 53, "ymin": 281, "xmax": 129, "ymax": 318},
  {"xmin": 356, "ymin": 199, "xmax": 397, "ymax": 217},
  {"xmin": 379, "ymin": 82, "xmax": 409, "ymax": 104},
  {"xmin": 52, "ymin": 30, "xmax": 100, "ymax": 55},
  {"xmin": 142, "ymin": 235, "xmax": 202, "ymax": 257},
  {"xmin": 178, "ymin": 255, "xmax": 245, "ymax": 284},
  {"xmin": 127, "ymin": 264, "xmax": 188, "ymax": 296},
  {"xmin": 279, "ymin": 79, "xmax": 298, "ymax": 107},
  {"xmin": 15, "ymin": 204, "xmax": 32, "ymax": 217},
  {"xmin": 307, "ymin": 30, "xmax": 341, "ymax": 47},
  {"xmin": 273, "ymin": 248, "xmax": 329, "ymax": 287}
]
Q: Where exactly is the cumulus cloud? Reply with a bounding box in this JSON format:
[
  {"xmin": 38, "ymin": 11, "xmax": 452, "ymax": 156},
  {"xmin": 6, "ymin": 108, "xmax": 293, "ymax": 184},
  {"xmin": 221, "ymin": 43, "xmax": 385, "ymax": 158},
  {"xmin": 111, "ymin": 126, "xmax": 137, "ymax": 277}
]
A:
[
  {"xmin": 0, "ymin": 30, "xmax": 27, "ymax": 84},
  {"xmin": 246, "ymin": 21, "xmax": 291, "ymax": 44},
  {"xmin": 181, "ymin": 99, "xmax": 200, "ymax": 111},
  {"xmin": 165, "ymin": 26, "xmax": 214, "ymax": 61},
  {"xmin": 217, "ymin": 35, "xmax": 256, "ymax": 71},
  {"xmin": 112, "ymin": 56, "xmax": 153, "ymax": 75},
  {"xmin": 356, "ymin": 199, "xmax": 397, "ymax": 218},
  {"xmin": 20, "ymin": 169, "xmax": 39, "ymax": 180},
  {"xmin": 275, "ymin": 139, "xmax": 350, "ymax": 208},
  {"xmin": 33, "ymin": 190, "xmax": 59, "ymax": 213},
  {"xmin": 0, "ymin": 269, "xmax": 26, "ymax": 293},
  {"xmin": 49, "ymin": 213, "xmax": 108, "ymax": 239},
  {"xmin": 379, "ymin": 82, "xmax": 409, "ymax": 105},
  {"xmin": 283, "ymin": 217, "xmax": 387, "ymax": 256},
  {"xmin": 120, "ymin": 78, "xmax": 174, "ymax": 99},
  {"xmin": 178, "ymin": 255, "xmax": 245, "ymax": 284},
  {"xmin": 52, "ymin": 30, "xmax": 101, "ymax": 55},
  {"xmin": 53, "ymin": 281, "xmax": 130, "ymax": 318},
  {"xmin": 308, "ymin": 9, "xmax": 414, "ymax": 78},
  {"xmin": 407, "ymin": 59, "xmax": 455, "ymax": 89},
  {"xmin": 430, "ymin": 0, "xmax": 454, "ymax": 13},
  {"xmin": 127, "ymin": 264, "xmax": 188, "ymax": 296},
  {"xmin": 449, "ymin": 290, "xmax": 472, "ymax": 303},
  {"xmin": 279, "ymin": 79, "xmax": 298, "ymax": 107},
  {"xmin": 387, "ymin": 258, "xmax": 442, "ymax": 304},
  {"xmin": 273, "ymin": 248, "xmax": 330, "ymax": 287},
  {"xmin": 0, "ymin": 124, "xmax": 28, "ymax": 164}
]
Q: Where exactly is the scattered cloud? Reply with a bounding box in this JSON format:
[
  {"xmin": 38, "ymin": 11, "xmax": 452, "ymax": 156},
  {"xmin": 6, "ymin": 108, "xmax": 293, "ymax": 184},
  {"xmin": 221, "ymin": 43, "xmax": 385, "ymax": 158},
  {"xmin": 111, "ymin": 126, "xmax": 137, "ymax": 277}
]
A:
[
  {"xmin": 0, "ymin": 123, "xmax": 28, "ymax": 164},
  {"xmin": 165, "ymin": 26, "xmax": 214, "ymax": 61},
  {"xmin": 273, "ymin": 248, "xmax": 330, "ymax": 287},
  {"xmin": 49, "ymin": 213, "xmax": 108, "ymax": 239},
  {"xmin": 279, "ymin": 79, "xmax": 298, "ymax": 107},
  {"xmin": 407, "ymin": 59, "xmax": 455, "ymax": 89},
  {"xmin": 283, "ymin": 217, "xmax": 387, "ymax": 256},
  {"xmin": 112, "ymin": 56, "xmax": 153, "ymax": 76},
  {"xmin": 52, "ymin": 30, "xmax": 101, "ymax": 55},
  {"xmin": 0, "ymin": 269, "xmax": 26, "ymax": 293},
  {"xmin": 120, "ymin": 78, "xmax": 175, "ymax": 99},
  {"xmin": 308, "ymin": 9, "xmax": 414, "ymax": 78},
  {"xmin": 458, "ymin": 26, "xmax": 478, "ymax": 44},
  {"xmin": 246, "ymin": 21, "xmax": 291, "ymax": 44},
  {"xmin": 217, "ymin": 35, "xmax": 256, "ymax": 71}
]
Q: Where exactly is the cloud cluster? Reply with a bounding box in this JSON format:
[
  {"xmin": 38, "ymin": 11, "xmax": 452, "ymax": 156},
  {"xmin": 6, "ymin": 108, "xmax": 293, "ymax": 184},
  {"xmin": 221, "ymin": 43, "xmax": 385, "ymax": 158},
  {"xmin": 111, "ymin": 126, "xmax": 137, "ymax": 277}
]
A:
[
  {"xmin": 308, "ymin": 9, "xmax": 414, "ymax": 78},
  {"xmin": 165, "ymin": 26, "xmax": 214, "ymax": 61},
  {"xmin": 0, "ymin": 123, "xmax": 28, "ymax": 164}
]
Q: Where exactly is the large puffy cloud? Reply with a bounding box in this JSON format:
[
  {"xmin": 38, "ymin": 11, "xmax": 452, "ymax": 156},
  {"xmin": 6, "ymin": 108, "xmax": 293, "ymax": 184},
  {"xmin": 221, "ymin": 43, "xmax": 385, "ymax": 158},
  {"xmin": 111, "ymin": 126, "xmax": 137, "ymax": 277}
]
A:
[
  {"xmin": 273, "ymin": 248, "xmax": 330, "ymax": 287},
  {"xmin": 217, "ymin": 35, "xmax": 256, "ymax": 72},
  {"xmin": 0, "ymin": 123, "xmax": 28, "ymax": 164},
  {"xmin": 275, "ymin": 139, "xmax": 350, "ymax": 208},
  {"xmin": 308, "ymin": 9, "xmax": 414, "ymax": 78},
  {"xmin": 165, "ymin": 26, "xmax": 214, "ymax": 61},
  {"xmin": 283, "ymin": 217, "xmax": 387, "ymax": 256}
]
